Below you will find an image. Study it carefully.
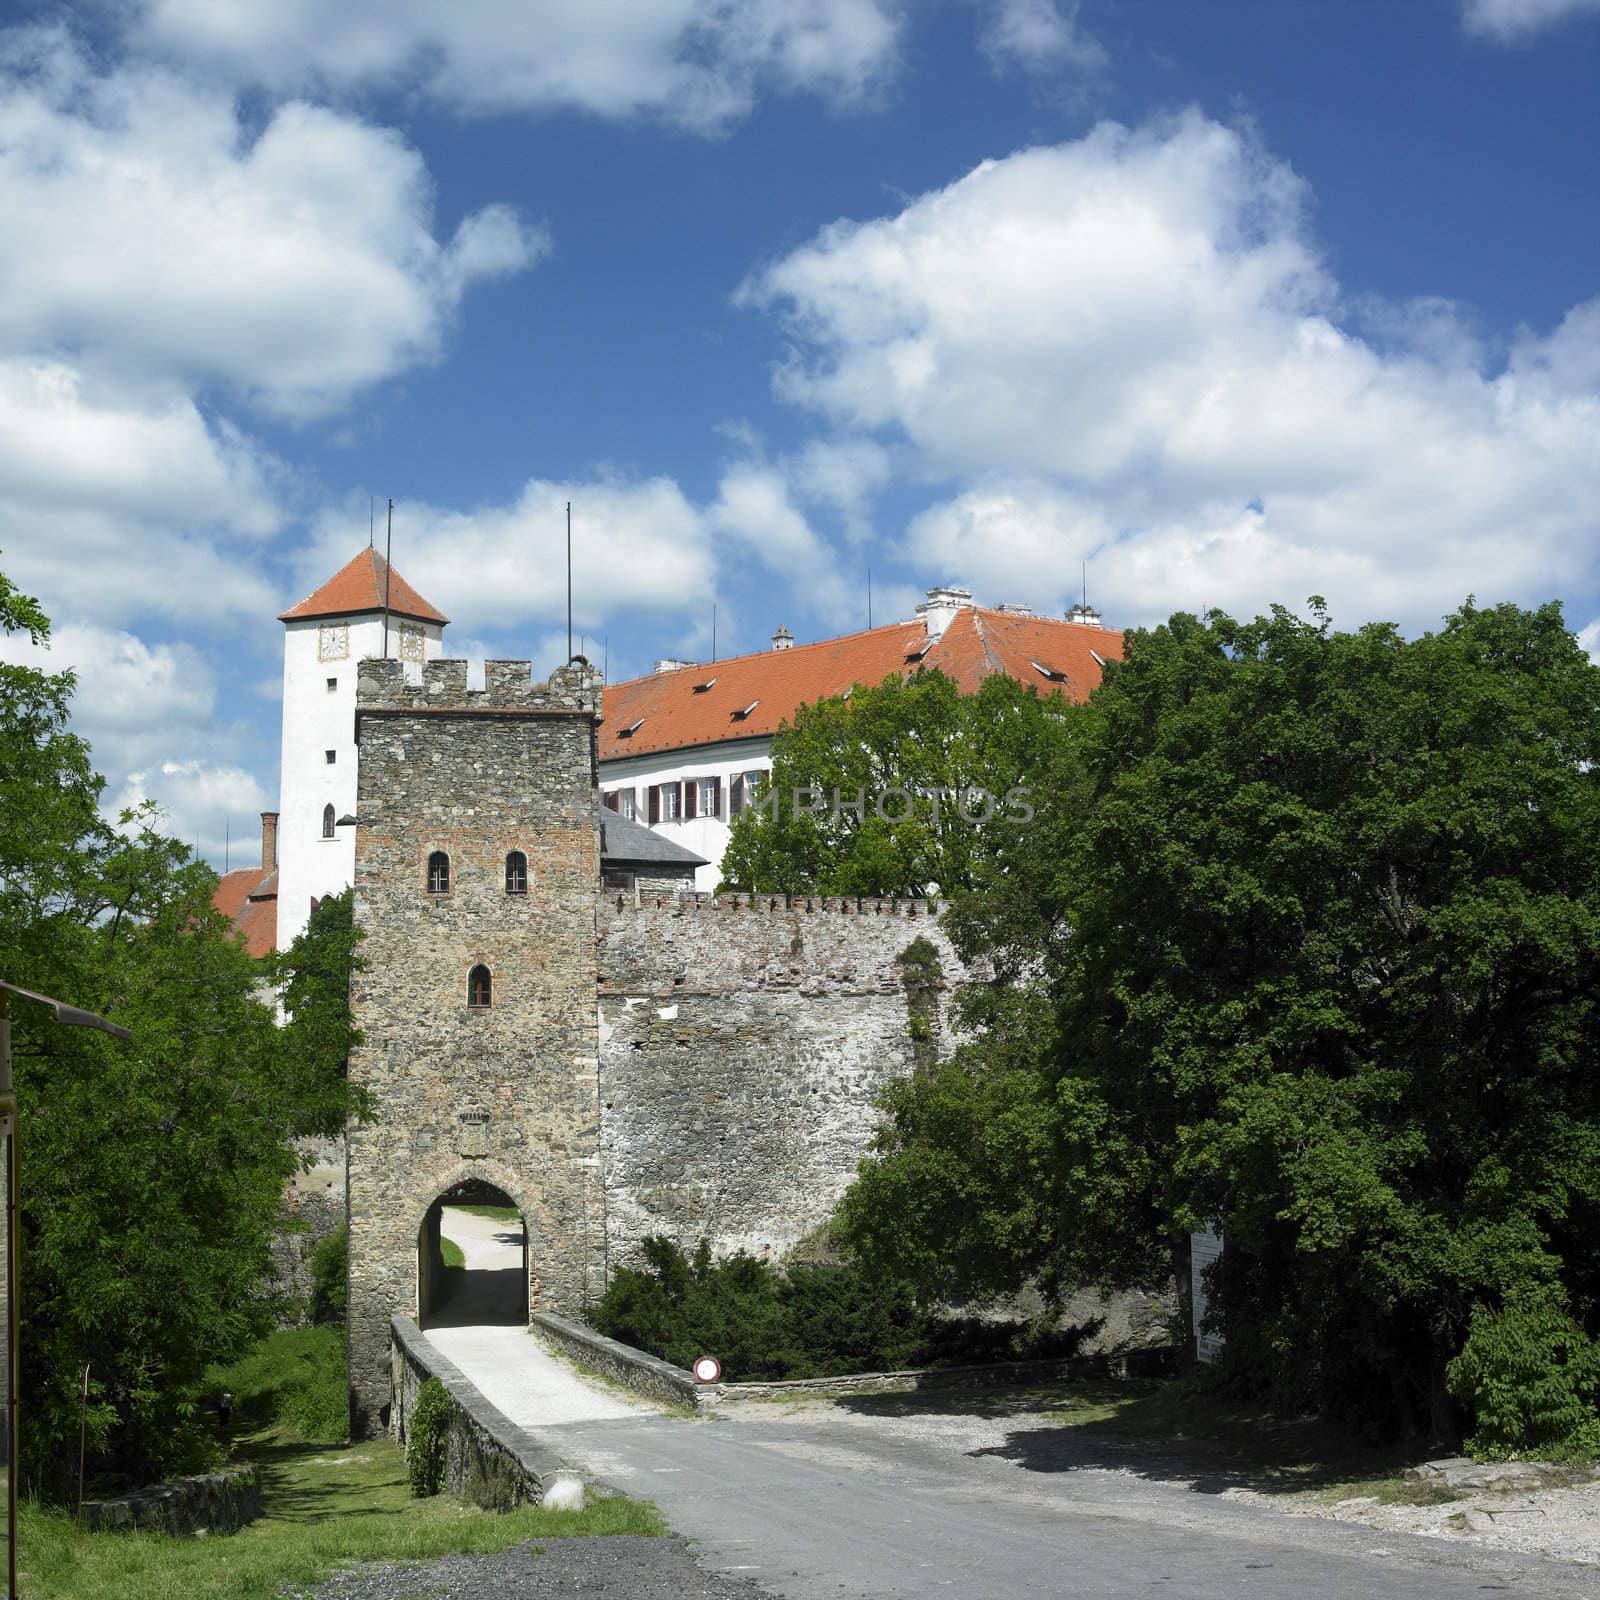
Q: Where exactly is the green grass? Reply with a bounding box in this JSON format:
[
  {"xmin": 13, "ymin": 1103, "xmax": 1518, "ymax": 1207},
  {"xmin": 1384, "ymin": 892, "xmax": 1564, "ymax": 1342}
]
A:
[
  {"xmin": 208, "ymin": 1326, "xmax": 348, "ymax": 1444},
  {"xmin": 448, "ymin": 1205, "xmax": 520, "ymax": 1224},
  {"xmin": 16, "ymin": 1427, "xmax": 665, "ymax": 1600},
  {"xmin": 439, "ymin": 1236, "xmax": 466, "ymax": 1270}
]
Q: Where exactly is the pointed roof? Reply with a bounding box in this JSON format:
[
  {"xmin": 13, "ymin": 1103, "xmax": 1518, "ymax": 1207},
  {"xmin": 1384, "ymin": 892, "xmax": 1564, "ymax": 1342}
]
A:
[
  {"xmin": 212, "ymin": 866, "xmax": 278, "ymax": 958},
  {"xmin": 597, "ymin": 604, "xmax": 1123, "ymax": 762},
  {"xmin": 278, "ymin": 549, "xmax": 450, "ymax": 626}
]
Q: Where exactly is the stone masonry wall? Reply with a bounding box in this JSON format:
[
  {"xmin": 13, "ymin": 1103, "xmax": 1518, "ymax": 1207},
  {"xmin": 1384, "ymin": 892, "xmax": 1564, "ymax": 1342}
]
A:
[
  {"xmin": 596, "ymin": 891, "xmax": 974, "ymax": 1268},
  {"xmin": 345, "ymin": 657, "xmax": 605, "ymax": 1435}
]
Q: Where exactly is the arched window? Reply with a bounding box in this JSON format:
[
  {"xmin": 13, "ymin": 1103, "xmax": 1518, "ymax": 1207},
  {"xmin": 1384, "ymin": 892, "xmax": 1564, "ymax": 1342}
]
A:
[
  {"xmin": 427, "ymin": 850, "xmax": 450, "ymax": 894},
  {"xmin": 505, "ymin": 851, "xmax": 528, "ymax": 894},
  {"xmin": 467, "ymin": 964, "xmax": 492, "ymax": 1008},
  {"xmin": 322, "ymin": 803, "xmax": 335, "ymax": 839}
]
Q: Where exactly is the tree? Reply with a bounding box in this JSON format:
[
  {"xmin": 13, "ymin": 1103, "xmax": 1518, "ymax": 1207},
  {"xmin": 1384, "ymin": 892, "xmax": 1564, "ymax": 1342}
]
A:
[
  {"xmin": 844, "ymin": 599, "xmax": 1600, "ymax": 1448},
  {"xmin": 719, "ymin": 669, "xmax": 1081, "ymax": 896},
  {"xmin": 0, "ymin": 564, "xmax": 365, "ymax": 1495}
]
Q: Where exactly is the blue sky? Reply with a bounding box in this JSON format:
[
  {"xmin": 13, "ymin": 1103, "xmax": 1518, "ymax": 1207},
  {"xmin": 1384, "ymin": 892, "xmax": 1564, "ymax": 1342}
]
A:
[{"xmin": 1, "ymin": 0, "xmax": 1596, "ymax": 864}]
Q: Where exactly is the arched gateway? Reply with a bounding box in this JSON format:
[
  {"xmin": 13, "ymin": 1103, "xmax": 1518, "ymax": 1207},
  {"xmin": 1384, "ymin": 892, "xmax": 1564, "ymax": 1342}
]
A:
[{"xmin": 344, "ymin": 658, "xmax": 606, "ymax": 1436}]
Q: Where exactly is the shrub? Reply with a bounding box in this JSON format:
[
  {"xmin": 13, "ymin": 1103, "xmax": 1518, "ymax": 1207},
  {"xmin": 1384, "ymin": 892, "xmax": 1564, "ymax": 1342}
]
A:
[
  {"xmin": 592, "ymin": 1237, "xmax": 1087, "ymax": 1381},
  {"xmin": 407, "ymin": 1378, "xmax": 450, "ymax": 1496},
  {"xmin": 1449, "ymin": 1292, "xmax": 1600, "ymax": 1460},
  {"xmin": 307, "ymin": 1226, "xmax": 347, "ymax": 1326}
]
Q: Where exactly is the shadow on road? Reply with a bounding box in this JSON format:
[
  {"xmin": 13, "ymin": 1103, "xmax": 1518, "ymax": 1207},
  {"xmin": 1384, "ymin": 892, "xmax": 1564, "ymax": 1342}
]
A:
[{"xmin": 426, "ymin": 1264, "xmax": 528, "ymax": 1329}]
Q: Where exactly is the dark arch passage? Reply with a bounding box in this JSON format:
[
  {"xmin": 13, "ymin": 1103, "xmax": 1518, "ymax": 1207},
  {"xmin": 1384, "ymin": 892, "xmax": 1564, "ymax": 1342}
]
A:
[{"xmin": 417, "ymin": 1178, "xmax": 528, "ymax": 1330}]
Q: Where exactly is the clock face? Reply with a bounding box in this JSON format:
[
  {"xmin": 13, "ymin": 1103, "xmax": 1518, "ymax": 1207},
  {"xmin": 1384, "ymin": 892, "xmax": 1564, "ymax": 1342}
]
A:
[
  {"xmin": 399, "ymin": 623, "xmax": 425, "ymax": 662},
  {"xmin": 318, "ymin": 623, "xmax": 349, "ymax": 661}
]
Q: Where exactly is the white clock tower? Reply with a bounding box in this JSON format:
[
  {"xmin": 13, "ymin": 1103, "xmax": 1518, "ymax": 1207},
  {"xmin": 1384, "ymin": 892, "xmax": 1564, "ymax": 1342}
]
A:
[{"xmin": 275, "ymin": 549, "xmax": 449, "ymax": 950}]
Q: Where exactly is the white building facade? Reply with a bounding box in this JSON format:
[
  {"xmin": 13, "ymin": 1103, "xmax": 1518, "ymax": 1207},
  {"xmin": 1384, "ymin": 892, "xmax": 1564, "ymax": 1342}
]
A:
[{"xmin": 275, "ymin": 552, "xmax": 448, "ymax": 949}]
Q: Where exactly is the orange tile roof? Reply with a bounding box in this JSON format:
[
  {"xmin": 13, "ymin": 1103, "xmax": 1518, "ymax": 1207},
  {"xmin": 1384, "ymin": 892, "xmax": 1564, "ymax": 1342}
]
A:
[
  {"xmin": 212, "ymin": 867, "xmax": 278, "ymax": 958},
  {"xmin": 597, "ymin": 606, "xmax": 1123, "ymax": 762},
  {"xmin": 278, "ymin": 548, "xmax": 450, "ymax": 625}
]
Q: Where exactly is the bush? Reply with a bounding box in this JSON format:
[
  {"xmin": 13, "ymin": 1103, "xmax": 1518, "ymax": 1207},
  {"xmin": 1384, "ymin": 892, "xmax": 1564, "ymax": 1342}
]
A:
[
  {"xmin": 1449, "ymin": 1292, "xmax": 1600, "ymax": 1460},
  {"xmin": 592, "ymin": 1237, "xmax": 1086, "ymax": 1381},
  {"xmin": 208, "ymin": 1326, "xmax": 348, "ymax": 1443},
  {"xmin": 407, "ymin": 1378, "xmax": 450, "ymax": 1496},
  {"xmin": 307, "ymin": 1226, "xmax": 347, "ymax": 1326}
]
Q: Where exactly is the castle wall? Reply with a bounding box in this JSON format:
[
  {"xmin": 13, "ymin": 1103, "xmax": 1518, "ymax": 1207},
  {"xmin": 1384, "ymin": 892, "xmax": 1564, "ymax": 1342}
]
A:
[
  {"xmin": 596, "ymin": 892, "xmax": 973, "ymax": 1267},
  {"xmin": 345, "ymin": 657, "xmax": 605, "ymax": 1435}
]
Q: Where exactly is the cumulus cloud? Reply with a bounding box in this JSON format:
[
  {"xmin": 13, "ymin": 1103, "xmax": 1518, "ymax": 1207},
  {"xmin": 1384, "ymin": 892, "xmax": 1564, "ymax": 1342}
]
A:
[
  {"xmin": 978, "ymin": 0, "xmax": 1106, "ymax": 76},
  {"xmin": 0, "ymin": 619, "xmax": 272, "ymax": 864},
  {"xmin": 1578, "ymin": 620, "xmax": 1600, "ymax": 664},
  {"xmin": 1462, "ymin": 0, "xmax": 1600, "ymax": 40},
  {"xmin": 300, "ymin": 475, "xmax": 717, "ymax": 639},
  {"xmin": 121, "ymin": 0, "xmax": 903, "ymax": 131},
  {"xmin": 0, "ymin": 27, "xmax": 547, "ymax": 421},
  {"xmin": 742, "ymin": 111, "xmax": 1600, "ymax": 632}
]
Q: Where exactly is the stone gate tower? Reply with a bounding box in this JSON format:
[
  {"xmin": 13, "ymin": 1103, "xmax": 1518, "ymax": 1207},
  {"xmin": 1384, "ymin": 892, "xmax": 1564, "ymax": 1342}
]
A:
[{"xmin": 345, "ymin": 655, "xmax": 606, "ymax": 1434}]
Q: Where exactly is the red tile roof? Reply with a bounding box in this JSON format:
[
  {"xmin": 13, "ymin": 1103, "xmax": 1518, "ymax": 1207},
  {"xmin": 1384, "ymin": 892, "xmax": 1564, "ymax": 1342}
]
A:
[
  {"xmin": 212, "ymin": 867, "xmax": 278, "ymax": 958},
  {"xmin": 598, "ymin": 606, "xmax": 1123, "ymax": 762},
  {"xmin": 278, "ymin": 549, "xmax": 449, "ymax": 625}
]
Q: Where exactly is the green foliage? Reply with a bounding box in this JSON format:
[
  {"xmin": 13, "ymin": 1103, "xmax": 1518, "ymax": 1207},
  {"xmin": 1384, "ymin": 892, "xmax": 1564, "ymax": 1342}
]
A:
[
  {"xmin": 406, "ymin": 1378, "xmax": 451, "ymax": 1496},
  {"xmin": 842, "ymin": 597, "xmax": 1600, "ymax": 1450},
  {"xmin": 0, "ymin": 562, "xmax": 369, "ymax": 1499},
  {"xmin": 592, "ymin": 1237, "xmax": 1083, "ymax": 1379},
  {"xmin": 1449, "ymin": 1290, "xmax": 1600, "ymax": 1459},
  {"xmin": 265, "ymin": 887, "xmax": 368, "ymax": 1139},
  {"xmin": 440, "ymin": 1235, "xmax": 466, "ymax": 1269},
  {"xmin": 720, "ymin": 670, "xmax": 1080, "ymax": 896},
  {"xmin": 306, "ymin": 1226, "xmax": 347, "ymax": 1326},
  {"xmin": 208, "ymin": 1326, "xmax": 348, "ymax": 1443}
]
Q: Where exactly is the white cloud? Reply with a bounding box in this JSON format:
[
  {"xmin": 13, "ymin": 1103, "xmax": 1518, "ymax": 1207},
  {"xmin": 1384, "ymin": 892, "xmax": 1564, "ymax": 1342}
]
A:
[
  {"xmin": 0, "ymin": 27, "xmax": 547, "ymax": 420},
  {"xmin": 788, "ymin": 438, "xmax": 892, "ymax": 541},
  {"xmin": 301, "ymin": 476, "xmax": 717, "ymax": 638},
  {"xmin": 0, "ymin": 620, "xmax": 273, "ymax": 864},
  {"xmin": 121, "ymin": 0, "xmax": 903, "ymax": 132},
  {"xmin": 978, "ymin": 0, "xmax": 1106, "ymax": 76},
  {"xmin": 1578, "ymin": 620, "xmax": 1600, "ymax": 664},
  {"xmin": 743, "ymin": 111, "xmax": 1600, "ymax": 632},
  {"xmin": 1462, "ymin": 0, "xmax": 1600, "ymax": 40}
]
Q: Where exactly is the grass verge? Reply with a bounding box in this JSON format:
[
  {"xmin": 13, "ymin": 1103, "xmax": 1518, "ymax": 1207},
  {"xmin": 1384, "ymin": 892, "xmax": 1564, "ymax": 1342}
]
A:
[
  {"xmin": 17, "ymin": 1427, "xmax": 664, "ymax": 1600},
  {"xmin": 448, "ymin": 1205, "xmax": 520, "ymax": 1224}
]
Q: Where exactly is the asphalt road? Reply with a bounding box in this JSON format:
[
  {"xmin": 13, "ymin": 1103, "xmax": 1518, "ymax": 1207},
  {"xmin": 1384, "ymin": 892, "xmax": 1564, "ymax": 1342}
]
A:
[{"xmin": 541, "ymin": 1403, "xmax": 1599, "ymax": 1600}]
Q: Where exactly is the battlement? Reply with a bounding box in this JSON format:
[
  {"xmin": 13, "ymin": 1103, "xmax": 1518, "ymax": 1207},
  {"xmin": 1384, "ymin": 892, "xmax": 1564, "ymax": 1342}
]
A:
[
  {"xmin": 598, "ymin": 889, "xmax": 948, "ymax": 918},
  {"xmin": 356, "ymin": 656, "xmax": 603, "ymax": 716}
]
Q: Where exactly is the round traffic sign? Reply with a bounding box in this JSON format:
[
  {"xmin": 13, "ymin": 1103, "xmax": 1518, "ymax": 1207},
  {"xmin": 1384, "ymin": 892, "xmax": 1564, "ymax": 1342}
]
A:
[{"xmin": 692, "ymin": 1355, "xmax": 722, "ymax": 1383}]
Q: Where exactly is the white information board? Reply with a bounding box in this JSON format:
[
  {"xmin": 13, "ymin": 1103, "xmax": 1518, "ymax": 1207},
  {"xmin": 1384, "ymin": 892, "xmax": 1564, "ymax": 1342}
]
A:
[{"xmin": 1189, "ymin": 1226, "xmax": 1226, "ymax": 1365}]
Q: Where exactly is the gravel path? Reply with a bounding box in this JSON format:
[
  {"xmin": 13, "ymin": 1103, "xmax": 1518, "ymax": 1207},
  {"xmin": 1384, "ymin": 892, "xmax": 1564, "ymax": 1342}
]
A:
[
  {"xmin": 281, "ymin": 1534, "xmax": 775, "ymax": 1599},
  {"xmin": 425, "ymin": 1209, "xmax": 650, "ymax": 1427}
]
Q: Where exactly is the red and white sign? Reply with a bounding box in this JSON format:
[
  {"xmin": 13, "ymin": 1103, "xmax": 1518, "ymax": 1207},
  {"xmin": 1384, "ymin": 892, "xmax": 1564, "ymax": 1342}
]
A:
[{"xmin": 692, "ymin": 1355, "xmax": 722, "ymax": 1384}]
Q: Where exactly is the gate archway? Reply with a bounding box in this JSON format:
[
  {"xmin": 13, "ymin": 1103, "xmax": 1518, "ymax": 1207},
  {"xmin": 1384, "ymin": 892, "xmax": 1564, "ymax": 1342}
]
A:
[{"xmin": 417, "ymin": 1177, "xmax": 529, "ymax": 1330}]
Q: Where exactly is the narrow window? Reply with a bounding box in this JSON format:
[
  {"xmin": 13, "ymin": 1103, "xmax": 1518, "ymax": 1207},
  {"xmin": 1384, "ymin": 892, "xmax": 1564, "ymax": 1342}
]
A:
[
  {"xmin": 730, "ymin": 775, "xmax": 744, "ymax": 817},
  {"xmin": 325, "ymin": 749, "xmax": 336, "ymax": 764},
  {"xmin": 505, "ymin": 851, "xmax": 528, "ymax": 894},
  {"xmin": 326, "ymin": 676, "xmax": 337, "ymax": 693},
  {"xmin": 661, "ymin": 782, "xmax": 681, "ymax": 822},
  {"xmin": 322, "ymin": 803, "xmax": 335, "ymax": 839},
  {"xmin": 684, "ymin": 779, "xmax": 698, "ymax": 820},
  {"xmin": 699, "ymin": 776, "xmax": 720, "ymax": 819},
  {"xmin": 427, "ymin": 850, "xmax": 450, "ymax": 893},
  {"xmin": 467, "ymin": 964, "xmax": 492, "ymax": 1008},
  {"xmin": 648, "ymin": 785, "xmax": 660, "ymax": 825},
  {"xmin": 618, "ymin": 788, "xmax": 636, "ymax": 821},
  {"xmin": 602, "ymin": 790, "xmax": 619, "ymax": 812}
]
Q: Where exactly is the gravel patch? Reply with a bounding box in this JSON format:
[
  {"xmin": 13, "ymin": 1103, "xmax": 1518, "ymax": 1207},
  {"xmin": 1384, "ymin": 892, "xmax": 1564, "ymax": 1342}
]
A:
[{"xmin": 279, "ymin": 1534, "xmax": 778, "ymax": 1599}]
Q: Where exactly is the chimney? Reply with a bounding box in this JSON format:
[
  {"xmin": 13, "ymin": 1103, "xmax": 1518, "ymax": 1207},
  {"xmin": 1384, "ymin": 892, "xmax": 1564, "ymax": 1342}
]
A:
[
  {"xmin": 771, "ymin": 625, "xmax": 794, "ymax": 651},
  {"xmin": 993, "ymin": 602, "xmax": 1034, "ymax": 617},
  {"xmin": 260, "ymin": 811, "xmax": 279, "ymax": 871},
  {"xmin": 915, "ymin": 585, "xmax": 973, "ymax": 640},
  {"xmin": 653, "ymin": 658, "xmax": 695, "ymax": 674},
  {"xmin": 1065, "ymin": 602, "xmax": 1104, "ymax": 627}
]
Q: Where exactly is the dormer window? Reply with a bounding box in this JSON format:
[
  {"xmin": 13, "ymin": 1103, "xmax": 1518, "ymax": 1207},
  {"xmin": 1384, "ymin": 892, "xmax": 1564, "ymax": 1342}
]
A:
[
  {"xmin": 693, "ymin": 677, "xmax": 717, "ymax": 693},
  {"xmin": 505, "ymin": 851, "xmax": 528, "ymax": 894},
  {"xmin": 905, "ymin": 641, "xmax": 932, "ymax": 663},
  {"xmin": 467, "ymin": 964, "xmax": 492, "ymax": 1008},
  {"xmin": 616, "ymin": 718, "xmax": 646, "ymax": 739},
  {"xmin": 731, "ymin": 700, "xmax": 759, "ymax": 721},
  {"xmin": 1089, "ymin": 650, "xmax": 1107, "ymax": 668},
  {"xmin": 1030, "ymin": 660, "xmax": 1070, "ymax": 684},
  {"xmin": 427, "ymin": 850, "xmax": 450, "ymax": 894}
]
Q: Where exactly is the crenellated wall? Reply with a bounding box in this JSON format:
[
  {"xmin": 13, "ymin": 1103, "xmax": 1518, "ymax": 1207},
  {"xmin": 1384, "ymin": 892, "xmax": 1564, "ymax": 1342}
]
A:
[{"xmin": 595, "ymin": 891, "xmax": 978, "ymax": 1267}]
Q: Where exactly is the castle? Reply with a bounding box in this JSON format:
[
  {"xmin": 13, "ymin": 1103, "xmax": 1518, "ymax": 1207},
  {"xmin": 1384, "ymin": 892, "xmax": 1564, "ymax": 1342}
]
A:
[{"xmin": 218, "ymin": 549, "xmax": 1125, "ymax": 1433}]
